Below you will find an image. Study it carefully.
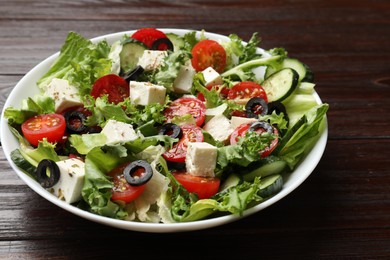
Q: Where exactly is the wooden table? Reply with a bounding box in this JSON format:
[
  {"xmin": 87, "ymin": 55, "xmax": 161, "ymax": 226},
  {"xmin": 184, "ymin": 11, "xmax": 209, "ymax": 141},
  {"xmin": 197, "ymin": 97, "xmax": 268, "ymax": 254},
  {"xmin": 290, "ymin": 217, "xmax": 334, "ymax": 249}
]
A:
[{"xmin": 1, "ymin": 0, "xmax": 389, "ymax": 258}]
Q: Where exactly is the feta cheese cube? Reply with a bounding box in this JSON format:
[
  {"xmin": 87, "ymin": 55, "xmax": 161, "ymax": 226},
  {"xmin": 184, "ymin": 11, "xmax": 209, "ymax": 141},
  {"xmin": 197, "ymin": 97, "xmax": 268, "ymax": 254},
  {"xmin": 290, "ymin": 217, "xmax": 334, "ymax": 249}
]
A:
[
  {"xmin": 201, "ymin": 67, "xmax": 223, "ymax": 87},
  {"xmin": 203, "ymin": 114, "xmax": 234, "ymax": 143},
  {"xmin": 173, "ymin": 62, "xmax": 196, "ymax": 94},
  {"xmin": 129, "ymin": 81, "xmax": 166, "ymax": 106},
  {"xmin": 51, "ymin": 158, "xmax": 85, "ymax": 204},
  {"xmin": 185, "ymin": 142, "xmax": 218, "ymax": 177},
  {"xmin": 45, "ymin": 78, "xmax": 83, "ymax": 113},
  {"xmin": 137, "ymin": 50, "xmax": 168, "ymax": 71},
  {"xmin": 101, "ymin": 119, "xmax": 139, "ymax": 145},
  {"xmin": 230, "ymin": 116, "xmax": 258, "ymax": 129}
]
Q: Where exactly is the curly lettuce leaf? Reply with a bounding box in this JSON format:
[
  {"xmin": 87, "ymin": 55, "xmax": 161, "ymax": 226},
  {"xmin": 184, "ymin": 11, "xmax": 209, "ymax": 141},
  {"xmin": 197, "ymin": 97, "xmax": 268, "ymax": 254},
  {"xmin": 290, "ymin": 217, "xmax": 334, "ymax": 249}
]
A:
[
  {"xmin": 216, "ymin": 131, "xmax": 276, "ymax": 171},
  {"xmin": 182, "ymin": 31, "xmax": 199, "ymax": 52},
  {"xmin": 85, "ymin": 96, "xmax": 167, "ymax": 130},
  {"xmin": 152, "ymin": 50, "xmax": 192, "ymax": 92},
  {"xmin": 223, "ymin": 33, "xmax": 262, "ymax": 70}
]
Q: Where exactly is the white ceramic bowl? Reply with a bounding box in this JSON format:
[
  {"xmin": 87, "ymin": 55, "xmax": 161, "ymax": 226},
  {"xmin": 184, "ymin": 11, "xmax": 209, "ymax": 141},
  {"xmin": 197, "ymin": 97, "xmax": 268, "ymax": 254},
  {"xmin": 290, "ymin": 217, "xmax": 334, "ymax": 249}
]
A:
[{"xmin": 0, "ymin": 29, "xmax": 328, "ymax": 233}]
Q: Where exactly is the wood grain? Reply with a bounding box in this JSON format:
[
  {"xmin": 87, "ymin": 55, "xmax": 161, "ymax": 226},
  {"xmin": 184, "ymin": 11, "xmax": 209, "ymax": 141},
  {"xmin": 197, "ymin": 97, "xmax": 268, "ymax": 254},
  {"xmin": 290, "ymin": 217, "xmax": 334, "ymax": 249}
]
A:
[{"xmin": 1, "ymin": 0, "xmax": 390, "ymax": 259}]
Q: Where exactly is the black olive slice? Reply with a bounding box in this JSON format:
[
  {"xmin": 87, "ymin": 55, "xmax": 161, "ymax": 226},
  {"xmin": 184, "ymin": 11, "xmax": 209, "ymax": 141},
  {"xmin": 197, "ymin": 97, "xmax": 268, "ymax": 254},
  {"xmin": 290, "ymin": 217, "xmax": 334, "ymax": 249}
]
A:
[
  {"xmin": 267, "ymin": 101, "xmax": 287, "ymax": 116},
  {"xmin": 151, "ymin": 38, "xmax": 174, "ymax": 52},
  {"xmin": 64, "ymin": 111, "xmax": 88, "ymax": 134},
  {"xmin": 123, "ymin": 65, "xmax": 144, "ymax": 82},
  {"xmin": 36, "ymin": 159, "xmax": 60, "ymax": 188},
  {"xmin": 245, "ymin": 97, "xmax": 268, "ymax": 118},
  {"xmin": 248, "ymin": 121, "xmax": 273, "ymax": 134},
  {"xmin": 158, "ymin": 123, "xmax": 182, "ymax": 139},
  {"xmin": 124, "ymin": 160, "xmax": 153, "ymax": 186}
]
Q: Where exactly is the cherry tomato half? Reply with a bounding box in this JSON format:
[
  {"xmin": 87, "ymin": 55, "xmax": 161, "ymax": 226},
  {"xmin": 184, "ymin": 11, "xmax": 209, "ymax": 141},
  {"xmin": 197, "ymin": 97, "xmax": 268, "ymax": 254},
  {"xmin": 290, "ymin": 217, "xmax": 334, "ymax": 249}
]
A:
[
  {"xmin": 230, "ymin": 122, "xmax": 279, "ymax": 158},
  {"xmin": 173, "ymin": 172, "xmax": 220, "ymax": 199},
  {"xmin": 191, "ymin": 39, "xmax": 227, "ymax": 73},
  {"xmin": 227, "ymin": 81, "xmax": 268, "ymax": 102},
  {"xmin": 164, "ymin": 97, "xmax": 206, "ymax": 127},
  {"xmin": 107, "ymin": 162, "xmax": 146, "ymax": 204},
  {"xmin": 21, "ymin": 113, "xmax": 66, "ymax": 147},
  {"xmin": 91, "ymin": 74, "xmax": 129, "ymax": 104},
  {"xmin": 162, "ymin": 124, "xmax": 204, "ymax": 163},
  {"xmin": 131, "ymin": 28, "xmax": 169, "ymax": 50}
]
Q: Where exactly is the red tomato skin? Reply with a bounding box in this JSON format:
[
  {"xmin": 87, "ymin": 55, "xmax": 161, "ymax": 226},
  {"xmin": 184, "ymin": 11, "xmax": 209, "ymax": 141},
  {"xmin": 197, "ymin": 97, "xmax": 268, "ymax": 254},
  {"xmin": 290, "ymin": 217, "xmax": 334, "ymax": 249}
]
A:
[
  {"xmin": 131, "ymin": 28, "xmax": 168, "ymax": 49},
  {"xmin": 227, "ymin": 81, "xmax": 268, "ymax": 102},
  {"xmin": 191, "ymin": 39, "xmax": 227, "ymax": 73},
  {"xmin": 162, "ymin": 124, "xmax": 204, "ymax": 163},
  {"xmin": 230, "ymin": 123, "xmax": 279, "ymax": 158},
  {"xmin": 164, "ymin": 97, "xmax": 206, "ymax": 127},
  {"xmin": 91, "ymin": 74, "xmax": 129, "ymax": 104},
  {"xmin": 229, "ymin": 123, "xmax": 251, "ymax": 145},
  {"xmin": 107, "ymin": 163, "xmax": 146, "ymax": 204},
  {"xmin": 21, "ymin": 114, "xmax": 66, "ymax": 147},
  {"xmin": 173, "ymin": 172, "xmax": 220, "ymax": 199}
]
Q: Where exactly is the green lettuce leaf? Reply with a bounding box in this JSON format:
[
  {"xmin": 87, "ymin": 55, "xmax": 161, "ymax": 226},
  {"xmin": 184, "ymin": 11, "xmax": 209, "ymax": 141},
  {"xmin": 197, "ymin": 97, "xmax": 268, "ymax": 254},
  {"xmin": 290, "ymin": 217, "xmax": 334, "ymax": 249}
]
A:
[
  {"xmin": 68, "ymin": 133, "xmax": 108, "ymax": 155},
  {"xmin": 70, "ymin": 132, "xmax": 177, "ymax": 155},
  {"xmin": 82, "ymin": 148, "xmax": 129, "ymax": 219},
  {"xmin": 281, "ymin": 81, "xmax": 319, "ymax": 128},
  {"xmin": 169, "ymin": 176, "xmax": 262, "ymax": 222},
  {"xmin": 275, "ymin": 103, "xmax": 329, "ymax": 169},
  {"xmin": 37, "ymin": 32, "xmax": 112, "ymax": 96},
  {"xmin": 7, "ymin": 126, "xmax": 60, "ymax": 178},
  {"xmin": 4, "ymin": 95, "xmax": 55, "ymax": 125}
]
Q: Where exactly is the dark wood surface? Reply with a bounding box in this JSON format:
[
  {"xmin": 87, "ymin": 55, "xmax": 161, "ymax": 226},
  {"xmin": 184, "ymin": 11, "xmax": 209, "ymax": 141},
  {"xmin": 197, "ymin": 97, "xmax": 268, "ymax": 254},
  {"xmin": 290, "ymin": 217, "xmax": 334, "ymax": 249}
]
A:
[{"xmin": 1, "ymin": 0, "xmax": 390, "ymax": 259}]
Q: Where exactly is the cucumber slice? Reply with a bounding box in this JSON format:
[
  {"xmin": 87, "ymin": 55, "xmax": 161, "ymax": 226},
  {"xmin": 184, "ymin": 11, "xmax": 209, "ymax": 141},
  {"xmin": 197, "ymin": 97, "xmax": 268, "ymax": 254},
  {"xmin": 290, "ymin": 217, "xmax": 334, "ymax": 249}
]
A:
[
  {"xmin": 10, "ymin": 149, "xmax": 37, "ymax": 178},
  {"xmin": 258, "ymin": 174, "xmax": 283, "ymax": 198},
  {"xmin": 262, "ymin": 68, "xmax": 299, "ymax": 102},
  {"xmin": 265, "ymin": 58, "xmax": 313, "ymax": 82},
  {"xmin": 219, "ymin": 173, "xmax": 242, "ymax": 192},
  {"xmin": 166, "ymin": 33, "xmax": 185, "ymax": 51},
  {"xmin": 242, "ymin": 156, "xmax": 287, "ymax": 182},
  {"xmin": 119, "ymin": 38, "xmax": 147, "ymax": 72}
]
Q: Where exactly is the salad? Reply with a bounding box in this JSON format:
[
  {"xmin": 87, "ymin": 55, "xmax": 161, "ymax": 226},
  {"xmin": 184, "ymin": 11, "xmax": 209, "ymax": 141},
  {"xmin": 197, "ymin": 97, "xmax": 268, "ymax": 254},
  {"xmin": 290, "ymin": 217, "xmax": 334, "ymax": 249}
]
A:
[{"xmin": 3, "ymin": 28, "xmax": 328, "ymax": 223}]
